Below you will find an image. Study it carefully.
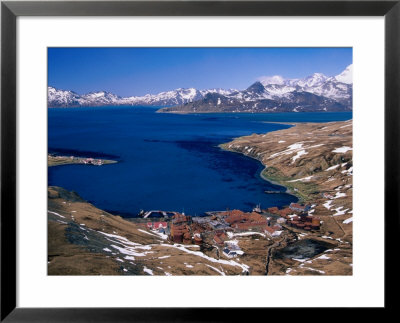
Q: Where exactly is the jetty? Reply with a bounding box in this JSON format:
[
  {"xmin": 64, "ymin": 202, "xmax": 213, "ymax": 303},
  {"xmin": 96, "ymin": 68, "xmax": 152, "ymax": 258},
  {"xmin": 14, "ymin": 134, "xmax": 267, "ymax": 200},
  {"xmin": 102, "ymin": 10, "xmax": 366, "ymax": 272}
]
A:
[{"xmin": 140, "ymin": 210, "xmax": 177, "ymax": 219}]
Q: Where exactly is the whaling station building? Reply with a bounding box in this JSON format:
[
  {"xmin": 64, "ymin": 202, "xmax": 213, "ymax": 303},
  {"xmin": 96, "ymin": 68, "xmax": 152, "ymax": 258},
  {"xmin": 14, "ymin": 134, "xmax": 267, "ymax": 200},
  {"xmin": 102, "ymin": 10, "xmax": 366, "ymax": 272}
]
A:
[{"xmin": 144, "ymin": 202, "xmax": 321, "ymax": 259}]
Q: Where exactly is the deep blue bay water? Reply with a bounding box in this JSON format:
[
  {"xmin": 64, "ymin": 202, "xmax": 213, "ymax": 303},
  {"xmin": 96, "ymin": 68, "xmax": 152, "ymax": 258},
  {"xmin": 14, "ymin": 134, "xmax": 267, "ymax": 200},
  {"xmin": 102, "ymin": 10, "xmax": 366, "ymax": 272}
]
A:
[{"xmin": 48, "ymin": 107, "xmax": 352, "ymax": 217}]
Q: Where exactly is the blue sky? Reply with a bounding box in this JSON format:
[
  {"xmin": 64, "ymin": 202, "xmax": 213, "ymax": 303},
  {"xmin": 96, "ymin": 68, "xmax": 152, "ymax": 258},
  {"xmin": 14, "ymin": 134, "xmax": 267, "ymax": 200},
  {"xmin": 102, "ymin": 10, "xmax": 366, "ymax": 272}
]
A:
[{"xmin": 48, "ymin": 48, "xmax": 352, "ymax": 97}]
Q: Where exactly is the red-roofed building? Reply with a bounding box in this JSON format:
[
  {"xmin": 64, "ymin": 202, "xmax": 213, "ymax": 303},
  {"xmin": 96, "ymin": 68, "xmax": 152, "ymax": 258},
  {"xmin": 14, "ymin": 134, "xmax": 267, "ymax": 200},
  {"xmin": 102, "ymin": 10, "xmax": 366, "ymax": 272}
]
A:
[
  {"xmin": 225, "ymin": 213, "xmax": 248, "ymax": 225},
  {"xmin": 278, "ymin": 208, "xmax": 293, "ymax": 217},
  {"xmin": 264, "ymin": 226, "xmax": 275, "ymax": 235},
  {"xmin": 213, "ymin": 234, "xmax": 224, "ymax": 245},
  {"xmin": 234, "ymin": 221, "xmax": 267, "ymax": 230},
  {"xmin": 219, "ymin": 232, "xmax": 227, "ymax": 241},
  {"xmin": 264, "ymin": 226, "xmax": 282, "ymax": 237},
  {"xmin": 170, "ymin": 222, "xmax": 188, "ymax": 243},
  {"xmin": 183, "ymin": 232, "xmax": 192, "ymax": 244},
  {"xmin": 267, "ymin": 207, "xmax": 279, "ymax": 214}
]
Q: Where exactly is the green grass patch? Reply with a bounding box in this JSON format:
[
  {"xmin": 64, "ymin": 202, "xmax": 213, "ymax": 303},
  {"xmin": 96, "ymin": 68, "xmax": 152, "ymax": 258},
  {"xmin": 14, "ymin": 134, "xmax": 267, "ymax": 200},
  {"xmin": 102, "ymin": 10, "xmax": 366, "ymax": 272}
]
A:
[{"xmin": 261, "ymin": 167, "xmax": 320, "ymax": 203}]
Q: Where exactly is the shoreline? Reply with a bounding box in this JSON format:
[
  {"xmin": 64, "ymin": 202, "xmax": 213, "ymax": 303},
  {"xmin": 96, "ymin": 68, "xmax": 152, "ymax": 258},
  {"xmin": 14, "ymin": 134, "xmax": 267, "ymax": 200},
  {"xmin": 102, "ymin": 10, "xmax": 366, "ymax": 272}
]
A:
[
  {"xmin": 218, "ymin": 144, "xmax": 300, "ymax": 202},
  {"xmin": 156, "ymin": 107, "xmax": 353, "ymax": 114},
  {"xmin": 259, "ymin": 167, "xmax": 298, "ymax": 198}
]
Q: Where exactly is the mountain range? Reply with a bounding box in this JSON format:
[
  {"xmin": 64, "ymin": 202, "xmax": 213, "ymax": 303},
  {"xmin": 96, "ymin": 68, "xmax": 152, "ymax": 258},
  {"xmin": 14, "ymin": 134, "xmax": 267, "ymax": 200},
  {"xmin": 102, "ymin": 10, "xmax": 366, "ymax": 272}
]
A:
[
  {"xmin": 48, "ymin": 64, "xmax": 352, "ymax": 113},
  {"xmin": 48, "ymin": 86, "xmax": 237, "ymax": 108}
]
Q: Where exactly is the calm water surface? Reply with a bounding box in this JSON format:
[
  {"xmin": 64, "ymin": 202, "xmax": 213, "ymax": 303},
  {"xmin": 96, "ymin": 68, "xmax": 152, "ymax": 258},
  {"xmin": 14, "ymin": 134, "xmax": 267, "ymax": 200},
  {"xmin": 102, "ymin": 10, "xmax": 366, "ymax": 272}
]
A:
[{"xmin": 48, "ymin": 107, "xmax": 352, "ymax": 217}]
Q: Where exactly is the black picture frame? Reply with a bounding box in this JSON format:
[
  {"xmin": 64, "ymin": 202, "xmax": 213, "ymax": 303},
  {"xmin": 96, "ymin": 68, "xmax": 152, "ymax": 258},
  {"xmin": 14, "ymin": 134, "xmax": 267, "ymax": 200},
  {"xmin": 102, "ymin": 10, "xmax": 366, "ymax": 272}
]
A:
[{"xmin": 1, "ymin": 0, "xmax": 398, "ymax": 321}]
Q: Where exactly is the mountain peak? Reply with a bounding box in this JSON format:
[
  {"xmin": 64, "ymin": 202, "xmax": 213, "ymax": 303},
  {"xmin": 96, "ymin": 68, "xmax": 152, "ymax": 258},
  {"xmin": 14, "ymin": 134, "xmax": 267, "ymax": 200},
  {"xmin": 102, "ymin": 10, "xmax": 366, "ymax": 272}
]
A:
[
  {"xmin": 334, "ymin": 64, "xmax": 353, "ymax": 84},
  {"xmin": 311, "ymin": 72, "xmax": 327, "ymax": 78},
  {"xmin": 258, "ymin": 75, "xmax": 285, "ymax": 86},
  {"xmin": 304, "ymin": 73, "xmax": 328, "ymax": 82},
  {"xmin": 246, "ymin": 81, "xmax": 266, "ymax": 93}
]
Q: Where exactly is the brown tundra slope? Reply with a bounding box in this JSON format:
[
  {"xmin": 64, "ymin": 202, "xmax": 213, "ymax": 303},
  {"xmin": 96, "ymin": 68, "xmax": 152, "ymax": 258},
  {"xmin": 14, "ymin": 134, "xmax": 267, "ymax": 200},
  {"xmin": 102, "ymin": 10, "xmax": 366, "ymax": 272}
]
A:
[
  {"xmin": 48, "ymin": 186, "xmax": 251, "ymax": 276},
  {"xmin": 220, "ymin": 119, "xmax": 353, "ymax": 275}
]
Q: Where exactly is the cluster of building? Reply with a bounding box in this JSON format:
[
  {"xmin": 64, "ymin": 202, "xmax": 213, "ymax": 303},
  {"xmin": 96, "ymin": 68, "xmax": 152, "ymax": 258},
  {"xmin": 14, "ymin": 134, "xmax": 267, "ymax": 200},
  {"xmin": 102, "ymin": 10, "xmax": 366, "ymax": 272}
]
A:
[
  {"xmin": 143, "ymin": 202, "xmax": 321, "ymax": 260},
  {"xmin": 154, "ymin": 208, "xmax": 280, "ymax": 248},
  {"xmin": 169, "ymin": 213, "xmax": 199, "ymax": 244},
  {"xmin": 267, "ymin": 202, "xmax": 321, "ymax": 231},
  {"xmin": 81, "ymin": 157, "xmax": 104, "ymax": 166},
  {"xmin": 145, "ymin": 214, "xmax": 203, "ymax": 245},
  {"xmin": 144, "ymin": 208, "xmax": 279, "ymax": 259}
]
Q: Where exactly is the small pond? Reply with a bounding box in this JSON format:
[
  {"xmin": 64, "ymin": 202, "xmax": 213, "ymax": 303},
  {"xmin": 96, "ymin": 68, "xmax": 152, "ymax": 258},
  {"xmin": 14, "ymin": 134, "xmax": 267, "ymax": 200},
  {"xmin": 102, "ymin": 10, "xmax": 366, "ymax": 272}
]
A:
[{"xmin": 273, "ymin": 239, "xmax": 335, "ymax": 260}]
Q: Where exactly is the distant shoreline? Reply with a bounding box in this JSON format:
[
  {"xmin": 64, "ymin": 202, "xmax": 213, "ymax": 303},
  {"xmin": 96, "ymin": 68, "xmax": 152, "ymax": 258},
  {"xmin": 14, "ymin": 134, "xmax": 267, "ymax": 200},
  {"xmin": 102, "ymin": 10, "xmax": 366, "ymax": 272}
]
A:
[
  {"xmin": 48, "ymin": 154, "xmax": 118, "ymax": 167},
  {"xmin": 156, "ymin": 110, "xmax": 353, "ymax": 115},
  {"xmin": 48, "ymin": 148, "xmax": 120, "ymax": 160}
]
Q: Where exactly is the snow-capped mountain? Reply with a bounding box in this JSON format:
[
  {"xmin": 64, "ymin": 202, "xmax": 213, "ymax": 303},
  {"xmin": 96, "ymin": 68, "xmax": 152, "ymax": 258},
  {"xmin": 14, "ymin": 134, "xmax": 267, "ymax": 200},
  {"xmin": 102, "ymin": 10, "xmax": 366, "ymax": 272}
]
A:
[
  {"xmin": 48, "ymin": 64, "xmax": 352, "ymax": 112},
  {"xmin": 333, "ymin": 64, "xmax": 352, "ymax": 84},
  {"xmin": 48, "ymin": 86, "xmax": 237, "ymax": 108},
  {"xmin": 48, "ymin": 86, "xmax": 85, "ymax": 107},
  {"xmin": 160, "ymin": 64, "xmax": 353, "ymax": 113},
  {"xmin": 296, "ymin": 72, "xmax": 328, "ymax": 88},
  {"xmin": 254, "ymin": 66, "xmax": 352, "ymax": 102}
]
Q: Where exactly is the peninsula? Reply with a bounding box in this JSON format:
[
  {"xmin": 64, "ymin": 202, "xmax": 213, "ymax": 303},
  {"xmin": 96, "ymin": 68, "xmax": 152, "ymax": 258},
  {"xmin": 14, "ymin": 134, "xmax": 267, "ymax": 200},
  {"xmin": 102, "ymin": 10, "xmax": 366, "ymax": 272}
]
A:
[{"xmin": 48, "ymin": 154, "xmax": 117, "ymax": 167}]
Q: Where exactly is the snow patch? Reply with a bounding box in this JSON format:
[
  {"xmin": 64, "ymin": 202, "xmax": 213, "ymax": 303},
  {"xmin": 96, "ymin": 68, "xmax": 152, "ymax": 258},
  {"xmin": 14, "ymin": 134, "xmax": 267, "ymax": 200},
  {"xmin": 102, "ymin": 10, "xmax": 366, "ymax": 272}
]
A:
[
  {"xmin": 332, "ymin": 146, "xmax": 352, "ymax": 153},
  {"xmin": 48, "ymin": 210, "xmax": 65, "ymax": 218},
  {"xmin": 323, "ymin": 200, "xmax": 333, "ymax": 210},
  {"xmin": 160, "ymin": 243, "xmax": 249, "ymax": 272},
  {"xmin": 143, "ymin": 267, "xmax": 154, "ymax": 275},
  {"xmin": 332, "ymin": 207, "xmax": 349, "ymax": 216},
  {"xmin": 333, "ymin": 192, "xmax": 346, "ymax": 199},
  {"xmin": 303, "ymin": 267, "xmax": 326, "ymax": 274},
  {"xmin": 325, "ymin": 164, "xmax": 339, "ymax": 171},
  {"xmin": 205, "ymin": 264, "xmax": 225, "ymax": 276},
  {"xmin": 291, "ymin": 150, "xmax": 308, "ymax": 163},
  {"xmin": 288, "ymin": 175, "xmax": 313, "ymax": 182},
  {"xmin": 293, "ymin": 258, "xmax": 309, "ymax": 263},
  {"xmin": 343, "ymin": 217, "xmax": 353, "ymax": 224}
]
